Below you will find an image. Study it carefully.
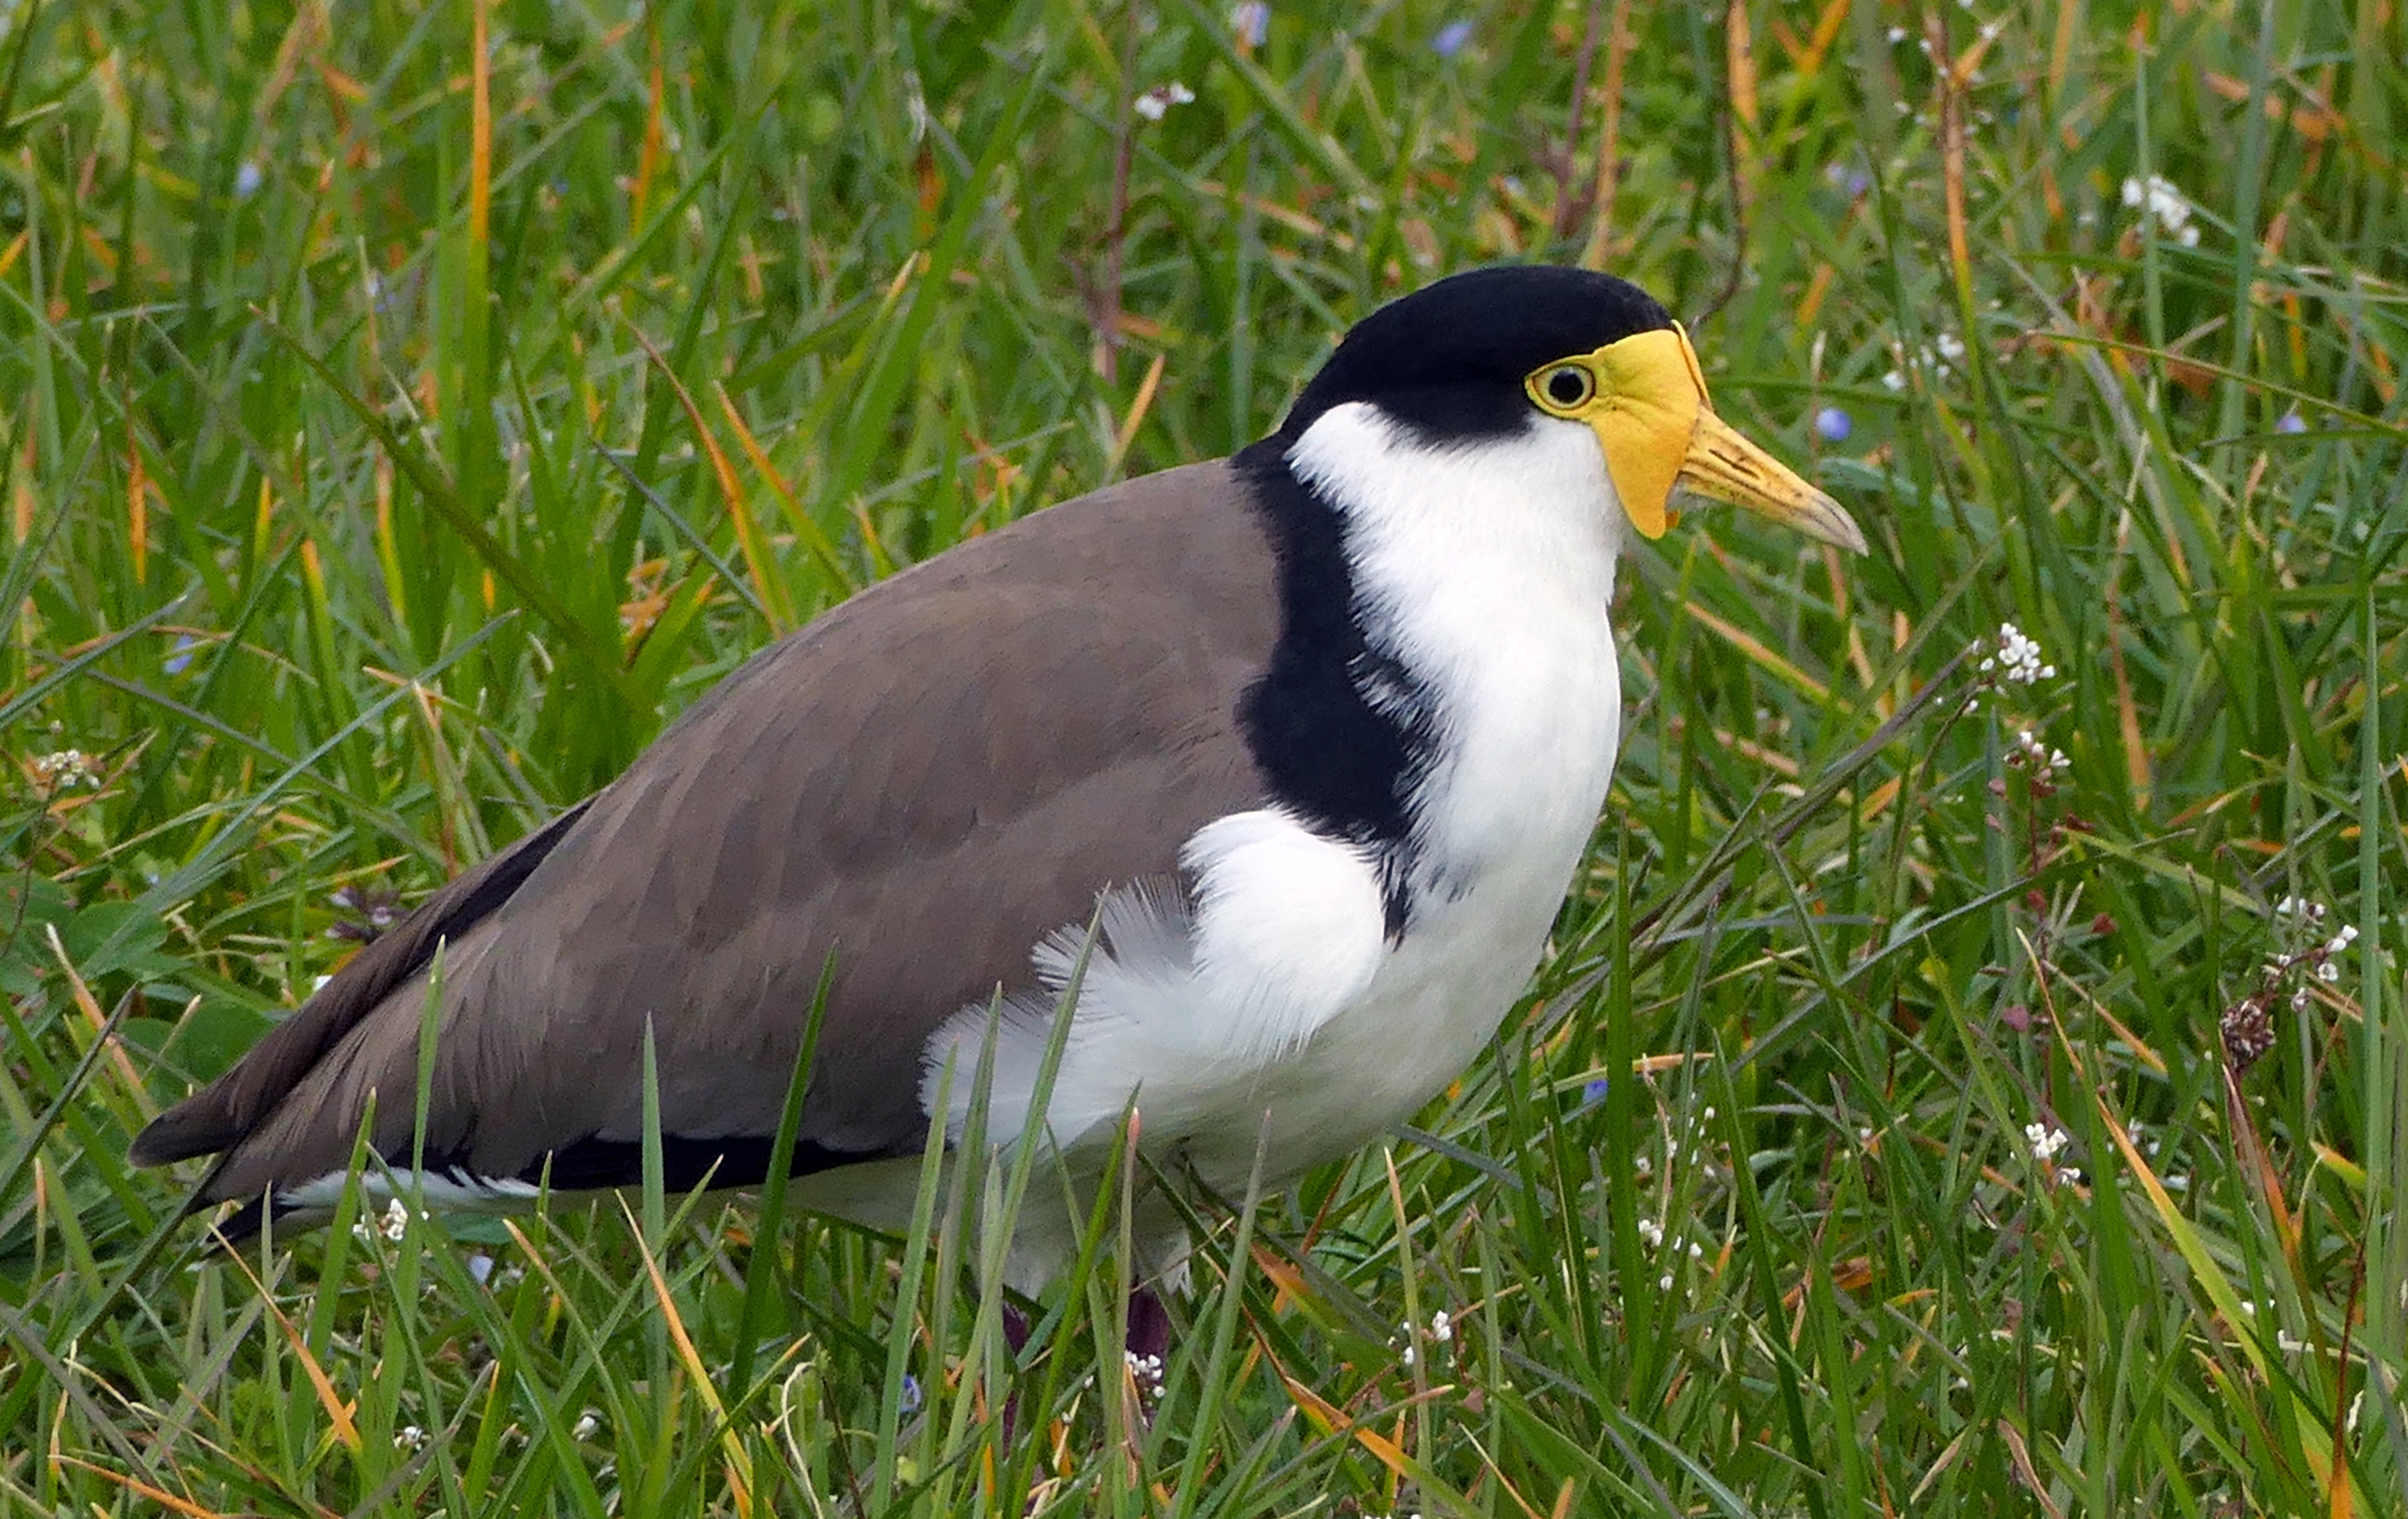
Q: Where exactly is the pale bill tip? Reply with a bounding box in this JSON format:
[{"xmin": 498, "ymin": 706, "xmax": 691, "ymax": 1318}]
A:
[{"xmin": 1802, "ymin": 490, "xmax": 1870, "ymax": 556}]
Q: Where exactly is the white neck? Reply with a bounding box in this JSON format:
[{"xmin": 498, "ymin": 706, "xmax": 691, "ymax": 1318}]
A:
[{"xmin": 1286, "ymin": 404, "xmax": 1628, "ymax": 902}]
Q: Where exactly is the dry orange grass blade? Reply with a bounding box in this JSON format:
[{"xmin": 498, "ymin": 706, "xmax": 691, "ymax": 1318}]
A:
[
  {"xmin": 470, "ymin": 0, "xmax": 492, "ymax": 251},
  {"xmin": 41, "ymin": 924, "xmax": 154, "ymax": 1117},
  {"xmin": 632, "ymin": 17, "xmax": 668, "ymax": 232},
  {"xmin": 1577, "ymin": 0, "xmax": 1630, "ymax": 270},
  {"xmin": 628, "ymin": 323, "xmax": 797, "ymax": 632},
  {"xmin": 618, "ymin": 1196, "xmax": 759, "ymax": 1519},
  {"xmin": 125, "ymin": 419, "xmax": 149, "ymax": 586},
  {"xmin": 1104, "ymin": 351, "xmax": 1168, "ymax": 480},
  {"xmin": 714, "ymin": 384, "xmax": 858, "ymax": 596},
  {"xmin": 52, "ymin": 1455, "xmax": 263, "ymax": 1519},
  {"xmin": 221, "ymin": 1247, "xmax": 363, "ymax": 1455}
]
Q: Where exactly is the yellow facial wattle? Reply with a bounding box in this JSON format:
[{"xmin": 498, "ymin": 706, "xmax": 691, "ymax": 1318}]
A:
[{"xmin": 1524, "ymin": 323, "xmax": 1867, "ymax": 553}]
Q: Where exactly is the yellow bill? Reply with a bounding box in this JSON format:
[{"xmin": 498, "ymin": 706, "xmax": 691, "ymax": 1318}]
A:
[{"xmin": 1524, "ymin": 323, "xmax": 1868, "ymax": 554}]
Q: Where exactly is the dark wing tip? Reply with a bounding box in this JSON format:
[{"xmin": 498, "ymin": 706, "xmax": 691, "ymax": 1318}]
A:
[
  {"xmin": 126, "ymin": 799, "xmax": 598, "ymax": 1183},
  {"xmin": 128, "ymin": 1099, "xmax": 238, "ymax": 1169}
]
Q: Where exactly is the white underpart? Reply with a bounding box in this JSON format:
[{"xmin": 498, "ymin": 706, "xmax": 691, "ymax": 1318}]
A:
[
  {"xmin": 915, "ymin": 404, "xmax": 1628, "ymax": 1290},
  {"xmin": 278, "ymin": 1166, "xmax": 541, "ymax": 1216}
]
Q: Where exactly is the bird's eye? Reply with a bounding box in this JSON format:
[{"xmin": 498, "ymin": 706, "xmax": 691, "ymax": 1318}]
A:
[{"xmin": 1537, "ymin": 362, "xmax": 1596, "ymax": 411}]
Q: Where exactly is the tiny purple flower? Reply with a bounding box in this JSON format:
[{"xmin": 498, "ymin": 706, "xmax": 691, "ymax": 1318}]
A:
[
  {"xmin": 1432, "ymin": 19, "xmax": 1473, "ymax": 56},
  {"xmin": 234, "ymin": 162, "xmax": 263, "ymax": 198},
  {"xmin": 1822, "ymin": 163, "xmax": 1871, "ymax": 197},
  {"xmin": 2275, "ymin": 411, "xmax": 2306, "ymax": 435},
  {"xmin": 163, "ymin": 635, "xmax": 197, "ymax": 675},
  {"xmin": 1229, "ymin": 1, "xmax": 1270, "ymax": 48},
  {"xmin": 1813, "ymin": 406, "xmax": 1853, "ymax": 443},
  {"xmin": 1581, "ymin": 1078, "xmax": 1610, "ymax": 1107}
]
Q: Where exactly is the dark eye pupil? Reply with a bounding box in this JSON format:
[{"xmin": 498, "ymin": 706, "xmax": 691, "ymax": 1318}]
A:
[{"xmin": 1547, "ymin": 368, "xmax": 1587, "ymax": 405}]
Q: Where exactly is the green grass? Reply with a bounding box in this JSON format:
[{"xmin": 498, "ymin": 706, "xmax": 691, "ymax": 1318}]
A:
[{"xmin": 2, "ymin": 0, "xmax": 2404, "ymax": 1513}]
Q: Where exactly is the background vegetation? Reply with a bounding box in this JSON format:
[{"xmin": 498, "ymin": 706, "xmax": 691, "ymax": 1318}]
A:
[{"xmin": 2, "ymin": 0, "xmax": 2403, "ymax": 1513}]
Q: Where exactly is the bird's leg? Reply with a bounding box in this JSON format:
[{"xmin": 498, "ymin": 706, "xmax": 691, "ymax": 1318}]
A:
[
  {"xmin": 995, "ymin": 1304, "xmax": 1033, "ymax": 1447},
  {"xmin": 1125, "ymin": 1287, "xmax": 1170, "ymax": 1362},
  {"xmin": 1123, "ymin": 1287, "xmax": 1169, "ymax": 1420}
]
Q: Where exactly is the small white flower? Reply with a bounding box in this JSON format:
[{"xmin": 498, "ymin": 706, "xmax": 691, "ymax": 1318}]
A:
[
  {"xmin": 1936, "ymin": 332, "xmax": 1966, "ymax": 362},
  {"xmin": 2164, "ymin": 1173, "xmax": 2190, "ymax": 1192},
  {"xmin": 1132, "ymin": 81, "xmax": 1195, "ymax": 121},
  {"xmin": 573, "ymin": 1410, "xmax": 602, "ymax": 1440},
  {"xmin": 1988, "ymin": 621, "xmax": 2051, "ymax": 685},
  {"xmin": 1658, "ymin": 1273, "xmax": 1674, "ymax": 1291},
  {"xmin": 2316, "ymin": 961, "xmax": 2341, "ymax": 983},
  {"xmin": 2025, "ymin": 1121, "xmax": 2070, "ymax": 1162},
  {"xmin": 31, "ymin": 748, "xmax": 102, "ymax": 793},
  {"xmin": 1881, "ymin": 369, "xmax": 1907, "ymax": 392},
  {"xmin": 2122, "ymin": 173, "xmax": 2201, "ymax": 244},
  {"xmin": 380, "ymin": 1198, "xmax": 410, "ymax": 1243},
  {"xmin": 1125, "ymin": 1350, "xmax": 1166, "ymax": 1398},
  {"xmin": 1428, "ymin": 1309, "xmax": 1453, "ymax": 1343},
  {"xmin": 394, "ymin": 1424, "xmax": 426, "ymax": 1452}
]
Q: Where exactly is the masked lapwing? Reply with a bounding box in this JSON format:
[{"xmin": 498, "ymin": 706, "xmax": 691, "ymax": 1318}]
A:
[{"xmin": 134, "ymin": 265, "xmax": 1864, "ymax": 1313}]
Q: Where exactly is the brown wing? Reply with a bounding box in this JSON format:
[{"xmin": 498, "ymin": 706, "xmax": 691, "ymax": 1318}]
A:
[{"xmin": 134, "ymin": 460, "xmax": 1280, "ymax": 1214}]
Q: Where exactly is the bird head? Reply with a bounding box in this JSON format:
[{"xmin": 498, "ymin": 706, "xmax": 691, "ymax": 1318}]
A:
[{"xmin": 1280, "ymin": 266, "xmax": 1867, "ymax": 554}]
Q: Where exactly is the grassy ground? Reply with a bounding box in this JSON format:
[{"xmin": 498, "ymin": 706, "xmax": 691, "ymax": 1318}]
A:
[{"xmin": 2, "ymin": 0, "xmax": 2403, "ymax": 1513}]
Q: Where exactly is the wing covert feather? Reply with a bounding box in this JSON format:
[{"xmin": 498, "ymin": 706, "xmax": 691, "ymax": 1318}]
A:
[{"xmin": 182, "ymin": 461, "xmax": 1280, "ymax": 1204}]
